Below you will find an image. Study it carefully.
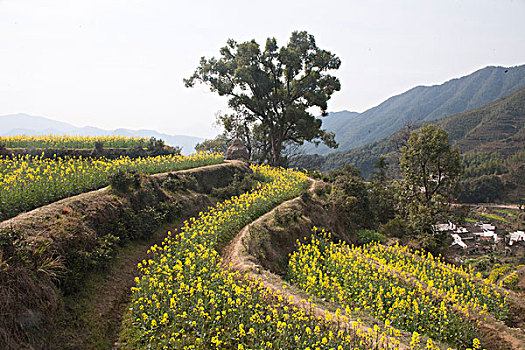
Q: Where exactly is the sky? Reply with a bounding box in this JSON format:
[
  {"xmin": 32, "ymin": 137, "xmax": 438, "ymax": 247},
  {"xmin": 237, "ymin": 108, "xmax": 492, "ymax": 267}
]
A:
[{"xmin": 0, "ymin": 0, "xmax": 524, "ymax": 139}]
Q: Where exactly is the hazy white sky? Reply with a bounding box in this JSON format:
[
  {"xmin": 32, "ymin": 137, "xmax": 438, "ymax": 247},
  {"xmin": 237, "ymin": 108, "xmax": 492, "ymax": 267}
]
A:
[{"xmin": 1, "ymin": 0, "xmax": 524, "ymax": 138}]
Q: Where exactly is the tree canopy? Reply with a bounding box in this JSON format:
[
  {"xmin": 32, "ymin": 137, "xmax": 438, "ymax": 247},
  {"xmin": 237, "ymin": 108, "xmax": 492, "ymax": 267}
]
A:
[
  {"xmin": 398, "ymin": 124, "xmax": 462, "ymax": 233},
  {"xmin": 184, "ymin": 31, "xmax": 341, "ymax": 166}
]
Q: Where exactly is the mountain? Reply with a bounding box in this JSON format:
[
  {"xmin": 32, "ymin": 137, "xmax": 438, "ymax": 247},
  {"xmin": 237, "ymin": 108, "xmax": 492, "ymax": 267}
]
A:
[
  {"xmin": 302, "ymin": 110, "xmax": 360, "ymax": 154},
  {"xmin": 293, "ymin": 85, "xmax": 525, "ymax": 177},
  {"xmin": 0, "ymin": 113, "xmax": 78, "ymax": 135},
  {"xmin": 308, "ymin": 64, "xmax": 525, "ymax": 155},
  {"xmin": 0, "ymin": 113, "xmax": 204, "ymax": 154},
  {"xmin": 318, "ymin": 110, "xmax": 360, "ymax": 132}
]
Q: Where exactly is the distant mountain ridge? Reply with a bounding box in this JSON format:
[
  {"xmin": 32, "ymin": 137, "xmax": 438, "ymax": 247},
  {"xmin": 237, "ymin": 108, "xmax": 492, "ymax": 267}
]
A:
[
  {"xmin": 0, "ymin": 113, "xmax": 204, "ymax": 154},
  {"xmin": 306, "ymin": 64, "xmax": 525, "ymax": 154},
  {"xmin": 293, "ymin": 85, "xmax": 525, "ymax": 178}
]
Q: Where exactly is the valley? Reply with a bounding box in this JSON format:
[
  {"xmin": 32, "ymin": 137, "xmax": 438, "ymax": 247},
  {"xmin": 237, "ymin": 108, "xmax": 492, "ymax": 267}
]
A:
[{"xmin": 1, "ymin": 63, "xmax": 524, "ymax": 350}]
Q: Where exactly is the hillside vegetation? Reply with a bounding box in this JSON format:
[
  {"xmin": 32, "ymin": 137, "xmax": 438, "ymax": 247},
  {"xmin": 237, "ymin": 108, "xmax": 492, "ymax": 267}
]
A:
[
  {"xmin": 293, "ymin": 85, "xmax": 525, "ymax": 203},
  {"xmin": 0, "ymin": 160, "xmax": 252, "ymax": 349},
  {"xmin": 2, "ymin": 155, "xmax": 523, "ymax": 349},
  {"xmin": 303, "ymin": 64, "xmax": 525, "ymax": 154},
  {"xmin": 122, "ymin": 165, "xmax": 523, "ymax": 350}
]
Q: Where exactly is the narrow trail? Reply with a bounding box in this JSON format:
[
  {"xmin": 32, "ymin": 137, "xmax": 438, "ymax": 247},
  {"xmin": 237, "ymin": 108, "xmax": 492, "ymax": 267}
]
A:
[
  {"xmin": 222, "ymin": 179, "xmax": 412, "ymax": 350},
  {"xmin": 459, "ymin": 203, "xmax": 522, "ymax": 210},
  {"xmin": 55, "ymin": 221, "xmax": 191, "ymax": 350}
]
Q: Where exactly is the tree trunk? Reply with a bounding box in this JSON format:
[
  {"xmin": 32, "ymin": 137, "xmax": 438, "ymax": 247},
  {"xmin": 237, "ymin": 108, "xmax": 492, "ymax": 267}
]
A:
[{"xmin": 270, "ymin": 136, "xmax": 282, "ymax": 167}]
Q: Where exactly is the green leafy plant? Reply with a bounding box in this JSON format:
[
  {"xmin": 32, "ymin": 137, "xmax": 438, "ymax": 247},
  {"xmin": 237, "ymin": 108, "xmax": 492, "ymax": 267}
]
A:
[{"xmin": 356, "ymin": 229, "xmax": 386, "ymax": 244}]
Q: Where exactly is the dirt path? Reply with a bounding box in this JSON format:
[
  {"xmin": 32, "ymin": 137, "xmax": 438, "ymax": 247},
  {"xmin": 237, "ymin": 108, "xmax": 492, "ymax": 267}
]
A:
[
  {"xmin": 53, "ymin": 222, "xmax": 182, "ymax": 349},
  {"xmin": 459, "ymin": 203, "xmax": 522, "ymax": 210},
  {"xmin": 222, "ymin": 180, "xmax": 412, "ymax": 350}
]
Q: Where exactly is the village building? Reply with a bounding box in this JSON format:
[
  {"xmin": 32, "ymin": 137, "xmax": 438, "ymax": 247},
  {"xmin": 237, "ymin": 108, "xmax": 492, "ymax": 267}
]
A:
[
  {"xmin": 509, "ymin": 231, "xmax": 525, "ymax": 246},
  {"xmin": 434, "ymin": 218, "xmax": 525, "ymax": 255},
  {"xmin": 451, "ymin": 233, "xmax": 467, "ymax": 249}
]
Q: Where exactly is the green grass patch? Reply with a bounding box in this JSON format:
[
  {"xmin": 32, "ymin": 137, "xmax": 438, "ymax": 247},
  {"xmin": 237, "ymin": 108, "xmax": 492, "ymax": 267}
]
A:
[
  {"xmin": 476, "ymin": 212, "xmax": 510, "ymax": 224},
  {"xmin": 494, "ymin": 209, "xmax": 517, "ymax": 218}
]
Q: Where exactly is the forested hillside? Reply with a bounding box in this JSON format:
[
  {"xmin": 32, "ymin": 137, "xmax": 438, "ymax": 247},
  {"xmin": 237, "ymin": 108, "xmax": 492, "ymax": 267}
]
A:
[
  {"xmin": 304, "ymin": 64, "xmax": 525, "ymax": 154},
  {"xmin": 293, "ymin": 85, "xmax": 525, "ymax": 203}
]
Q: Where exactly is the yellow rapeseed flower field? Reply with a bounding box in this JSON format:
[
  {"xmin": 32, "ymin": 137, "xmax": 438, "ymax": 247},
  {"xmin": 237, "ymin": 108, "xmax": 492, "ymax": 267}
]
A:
[
  {"xmin": 126, "ymin": 166, "xmax": 487, "ymax": 350},
  {"xmin": 126, "ymin": 166, "xmax": 407, "ymax": 349},
  {"xmin": 0, "ymin": 152, "xmax": 223, "ymax": 220},
  {"xmin": 288, "ymin": 229, "xmax": 502, "ymax": 348},
  {"xmin": 0, "ymin": 134, "xmax": 148, "ymax": 149}
]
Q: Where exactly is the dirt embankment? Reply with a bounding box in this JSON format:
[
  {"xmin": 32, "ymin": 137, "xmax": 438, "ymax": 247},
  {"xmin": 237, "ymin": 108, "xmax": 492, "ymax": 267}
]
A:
[
  {"xmin": 222, "ymin": 180, "xmax": 353, "ymax": 275},
  {"xmin": 0, "ymin": 160, "xmax": 251, "ymax": 350},
  {"xmin": 222, "ymin": 179, "xmax": 525, "ymax": 350},
  {"xmin": 2, "ymin": 147, "xmax": 179, "ymax": 159},
  {"xmin": 222, "ymin": 180, "xmax": 413, "ymax": 349}
]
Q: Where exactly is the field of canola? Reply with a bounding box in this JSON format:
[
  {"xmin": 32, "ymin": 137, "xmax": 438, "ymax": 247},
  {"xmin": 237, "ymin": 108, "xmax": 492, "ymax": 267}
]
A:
[
  {"xmin": 0, "ymin": 152, "xmax": 223, "ymax": 221},
  {"xmin": 124, "ymin": 166, "xmax": 487, "ymax": 350},
  {"xmin": 288, "ymin": 230, "xmax": 506, "ymax": 348},
  {"xmin": 0, "ymin": 134, "xmax": 149, "ymax": 149},
  {"xmin": 126, "ymin": 166, "xmax": 392, "ymax": 349}
]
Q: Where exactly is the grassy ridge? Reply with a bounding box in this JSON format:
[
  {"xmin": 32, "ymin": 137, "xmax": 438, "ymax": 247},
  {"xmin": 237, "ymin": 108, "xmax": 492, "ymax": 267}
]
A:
[
  {"xmin": 0, "ymin": 153, "xmax": 223, "ymax": 221},
  {"xmin": 121, "ymin": 166, "xmax": 410, "ymax": 349}
]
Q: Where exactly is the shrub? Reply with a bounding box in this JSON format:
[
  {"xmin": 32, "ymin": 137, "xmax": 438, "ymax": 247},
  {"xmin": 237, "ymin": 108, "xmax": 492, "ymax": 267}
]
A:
[
  {"xmin": 0, "ymin": 142, "xmax": 8, "ymax": 155},
  {"xmin": 110, "ymin": 170, "xmax": 141, "ymax": 193},
  {"xmin": 94, "ymin": 141, "xmax": 104, "ymax": 152},
  {"xmin": 162, "ymin": 173, "xmax": 198, "ymax": 193},
  {"xmin": 356, "ymin": 229, "xmax": 386, "ymax": 244},
  {"xmin": 379, "ymin": 217, "xmax": 411, "ymax": 238},
  {"xmin": 210, "ymin": 173, "xmax": 258, "ymax": 200},
  {"xmin": 274, "ymin": 207, "xmax": 301, "ymax": 226},
  {"xmin": 90, "ymin": 234, "xmax": 120, "ymax": 270}
]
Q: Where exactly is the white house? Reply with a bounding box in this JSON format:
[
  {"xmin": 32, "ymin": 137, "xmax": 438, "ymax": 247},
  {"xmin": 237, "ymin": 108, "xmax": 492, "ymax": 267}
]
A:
[
  {"xmin": 473, "ymin": 230, "xmax": 500, "ymax": 243},
  {"xmin": 477, "ymin": 223, "xmax": 496, "ymax": 231},
  {"xmin": 509, "ymin": 231, "xmax": 525, "ymax": 246},
  {"xmin": 433, "ymin": 221, "xmax": 456, "ymax": 232},
  {"xmin": 451, "ymin": 233, "xmax": 467, "ymax": 249},
  {"xmin": 454, "ymin": 227, "xmax": 468, "ymax": 234}
]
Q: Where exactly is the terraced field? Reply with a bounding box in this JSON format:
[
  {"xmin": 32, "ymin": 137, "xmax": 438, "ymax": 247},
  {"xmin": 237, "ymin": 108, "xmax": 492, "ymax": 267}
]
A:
[
  {"xmin": 1, "ymin": 155, "xmax": 523, "ymax": 349},
  {"xmin": 0, "ymin": 134, "xmax": 149, "ymax": 149},
  {"xmin": 121, "ymin": 166, "xmax": 525, "ymax": 350},
  {"xmin": 288, "ymin": 231, "xmax": 511, "ymax": 348},
  {"xmin": 0, "ymin": 152, "xmax": 222, "ymax": 220}
]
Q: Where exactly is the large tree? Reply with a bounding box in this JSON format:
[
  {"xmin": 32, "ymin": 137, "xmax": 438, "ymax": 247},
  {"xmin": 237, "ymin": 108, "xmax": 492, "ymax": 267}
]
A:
[
  {"xmin": 184, "ymin": 31, "xmax": 341, "ymax": 166},
  {"xmin": 398, "ymin": 124, "xmax": 462, "ymax": 233}
]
